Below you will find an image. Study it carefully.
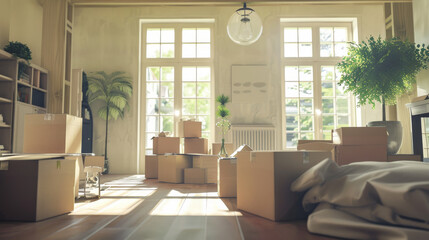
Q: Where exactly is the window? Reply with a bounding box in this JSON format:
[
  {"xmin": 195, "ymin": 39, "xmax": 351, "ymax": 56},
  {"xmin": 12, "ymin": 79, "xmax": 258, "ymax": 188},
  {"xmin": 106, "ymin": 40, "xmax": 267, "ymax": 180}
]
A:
[
  {"xmin": 282, "ymin": 22, "xmax": 355, "ymax": 148},
  {"xmin": 143, "ymin": 23, "xmax": 213, "ymax": 154}
]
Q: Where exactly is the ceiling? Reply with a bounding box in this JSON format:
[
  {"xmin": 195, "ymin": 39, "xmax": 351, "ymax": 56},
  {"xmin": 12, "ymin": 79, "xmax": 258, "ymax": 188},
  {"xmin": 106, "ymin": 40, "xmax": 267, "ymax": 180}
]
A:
[{"xmin": 71, "ymin": 0, "xmax": 412, "ymax": 6}]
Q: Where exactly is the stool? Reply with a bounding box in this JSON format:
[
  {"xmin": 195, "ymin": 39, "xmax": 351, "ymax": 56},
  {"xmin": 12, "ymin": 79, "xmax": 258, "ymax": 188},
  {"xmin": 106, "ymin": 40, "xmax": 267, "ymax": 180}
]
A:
[{"xmin": 83, "ymin": 166, "xmax": 102, "ymax": 198}]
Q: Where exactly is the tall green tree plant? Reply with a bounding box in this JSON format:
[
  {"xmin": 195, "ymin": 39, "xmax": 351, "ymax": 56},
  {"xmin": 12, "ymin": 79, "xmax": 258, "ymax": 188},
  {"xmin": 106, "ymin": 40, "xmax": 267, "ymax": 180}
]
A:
[
  {"xmin": 337, "ymin": 36, "xmax": 429, "ymax": 121},
  {"xmin": 87, "ymin": 71, "xmax": 133, "ymax": 174}
]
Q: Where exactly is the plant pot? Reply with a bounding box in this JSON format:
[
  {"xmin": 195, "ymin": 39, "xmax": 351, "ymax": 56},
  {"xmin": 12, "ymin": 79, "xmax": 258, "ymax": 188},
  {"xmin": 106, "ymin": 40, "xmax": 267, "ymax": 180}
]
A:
[{"xmin": 367, "ymin": 121, "xmax": 402, "ymax": 155}]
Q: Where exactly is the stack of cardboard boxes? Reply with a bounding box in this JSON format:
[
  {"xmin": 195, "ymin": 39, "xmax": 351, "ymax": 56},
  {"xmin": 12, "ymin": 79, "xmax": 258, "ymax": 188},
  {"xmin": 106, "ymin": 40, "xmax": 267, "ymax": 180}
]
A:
[{"xmin": 145, "ymin": 120, "xmax": 217, "ymax": 184}]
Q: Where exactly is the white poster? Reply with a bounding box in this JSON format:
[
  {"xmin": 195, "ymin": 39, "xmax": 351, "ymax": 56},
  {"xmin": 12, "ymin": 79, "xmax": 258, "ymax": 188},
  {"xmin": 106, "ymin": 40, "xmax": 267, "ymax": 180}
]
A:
[{"xmin": 231, "ymin": 65, "xmax": 269, "ymax": 103}]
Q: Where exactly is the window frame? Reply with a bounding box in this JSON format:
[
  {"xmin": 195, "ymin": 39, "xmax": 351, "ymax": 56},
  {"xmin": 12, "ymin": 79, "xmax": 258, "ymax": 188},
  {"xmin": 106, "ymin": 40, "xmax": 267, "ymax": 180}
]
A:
[
  {"xmin": 281, "ymin": 22, "xmax": 356, "ymax": 149},
  {"xmin": 142, "ymin": 23, "xmax": 215, "ymax": 154}
]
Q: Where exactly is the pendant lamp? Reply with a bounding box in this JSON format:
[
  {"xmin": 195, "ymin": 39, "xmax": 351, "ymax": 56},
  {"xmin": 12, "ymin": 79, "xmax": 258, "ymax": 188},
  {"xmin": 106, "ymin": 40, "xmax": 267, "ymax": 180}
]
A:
[{"xmin": 227, "ymin": 2, "xmax": 263, "ymax": 46}]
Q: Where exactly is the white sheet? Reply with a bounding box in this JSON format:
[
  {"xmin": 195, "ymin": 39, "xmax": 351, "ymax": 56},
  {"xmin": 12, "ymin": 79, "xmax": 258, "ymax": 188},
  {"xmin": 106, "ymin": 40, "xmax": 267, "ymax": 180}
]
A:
[{"xmin": 291, "ymin": 159, "xmax": 429, "ymax": 239}]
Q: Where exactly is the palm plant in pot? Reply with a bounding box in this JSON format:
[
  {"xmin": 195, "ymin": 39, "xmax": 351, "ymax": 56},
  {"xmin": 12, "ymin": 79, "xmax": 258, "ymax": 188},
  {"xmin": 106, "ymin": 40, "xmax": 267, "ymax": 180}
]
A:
[
  {"xmin": 338, "ymin": 36, "xmax": 429, "ymax": 154},
  {"xmin": 87, "ymin": 71, "xmax": 133, "ymax": 173}
]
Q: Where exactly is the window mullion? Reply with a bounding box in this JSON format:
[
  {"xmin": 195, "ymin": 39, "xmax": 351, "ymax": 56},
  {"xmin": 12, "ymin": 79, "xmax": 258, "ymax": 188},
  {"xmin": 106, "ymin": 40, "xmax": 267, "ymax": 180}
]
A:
[{"xmin": 313, "ymin": 63, "xmax": 323, "ymax": 140}]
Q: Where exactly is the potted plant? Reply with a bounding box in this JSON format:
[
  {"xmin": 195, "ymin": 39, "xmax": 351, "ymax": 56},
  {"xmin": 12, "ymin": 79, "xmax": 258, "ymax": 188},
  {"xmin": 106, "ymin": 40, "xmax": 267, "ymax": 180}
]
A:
[
  {"xmin": 338, "ymin": 36, "xmax": 429, "ymax": 154},
  {"xmin": 87, "ymin": 71, "xmax": 133, "ymax": 173},
  {"xmin": 215, "ymin": 94, "xmax": 231, "ymax": 157},
  {"xmin": 3, "ymin": 41, "xmax": 32, "ymax": 80}
]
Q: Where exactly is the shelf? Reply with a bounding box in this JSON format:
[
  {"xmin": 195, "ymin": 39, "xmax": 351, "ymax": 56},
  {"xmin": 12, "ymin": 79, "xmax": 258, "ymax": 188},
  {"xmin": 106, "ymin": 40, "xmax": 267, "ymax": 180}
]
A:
[
  {"xmin": 0, "ymin": 74, "xmax": 13, "ymax": 82},
  {"xmin": 64, "ymin": 80, "xmax": 70, "ymax": 86},
  {"xmin": 33, "ymin": 86, "xmax": 47, "ymax": 93},
  {"xmin": 0, "ymin": 97, "xmax": 12, "ymax": 103},
  {"xmin": 18, "ymin": 80, "xmax": 32, "ymax": 87},
  {"xmin": 17, "ymin": 101, "xmax": 47, "ymax": 111},
  {"xmin": 0, "ymin": 124, "xmax": 11, "ymax": 128},
  {"xmin": 0, "ymin": 49, "xmax": 13, "ymax": 60}
]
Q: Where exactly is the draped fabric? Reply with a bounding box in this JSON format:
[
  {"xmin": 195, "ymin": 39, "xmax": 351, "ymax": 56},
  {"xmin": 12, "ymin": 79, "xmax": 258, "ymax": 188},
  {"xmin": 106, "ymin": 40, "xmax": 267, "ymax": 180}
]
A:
[{"xmin": 291, "ymin": 159, "xmax": 429, "ymax": 239}]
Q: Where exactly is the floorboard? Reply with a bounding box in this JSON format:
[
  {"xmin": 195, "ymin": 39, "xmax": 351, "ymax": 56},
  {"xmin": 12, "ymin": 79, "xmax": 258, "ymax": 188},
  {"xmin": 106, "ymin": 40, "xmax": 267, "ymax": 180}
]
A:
[{"xmin": 0, "ymin": 175, "xmax": 338, "ymax": 240}]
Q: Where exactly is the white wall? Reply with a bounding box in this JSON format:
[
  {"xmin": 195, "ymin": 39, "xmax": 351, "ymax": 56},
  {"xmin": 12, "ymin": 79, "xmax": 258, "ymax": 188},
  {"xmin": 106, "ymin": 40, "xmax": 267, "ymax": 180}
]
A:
[
  {"xmin": 0, "ymin": 0, "xmax": 43, "ymax": 65},
  {"xmin": 413, "ymin": 0, "xmax": 429, "ymax": 96},
  {"xmin": 72, "ymin": 3, "xmax": 385, "ymax": 174}
]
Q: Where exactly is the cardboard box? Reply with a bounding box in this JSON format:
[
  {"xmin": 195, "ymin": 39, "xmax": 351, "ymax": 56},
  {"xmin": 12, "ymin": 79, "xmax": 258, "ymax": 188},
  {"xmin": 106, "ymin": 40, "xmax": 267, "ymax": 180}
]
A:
[
  {"xmin": 218, "ymin": 145, "xmax": 253, "ymax": 198},
  {"xmin": 178, "ymin": 120, "xmax": 202, "ymax": 138},
  {"xmin": 387, "ymin": 154, "xmax": 422, "ymax": 162},
  {"xmin": 335, "ymin": 145, "xmax": 387, "ymax": 165},
  {"xmin": 212, "ymin": 142, "xmax": 235, "ymax": 156},
  {"xmin": 193, "ymin": 155, "xmax": 218, "ymax": 183},
  {"xmin": 184, "ymin": 168, "xmax": 206, "ymax": 184},
  {"xmin": 237, "ymin": 150, "xmax": 332, "ymax": 221},
  {"xmin": 184, "ymin": 138, "xmax": 208, "ymax": 154},
  {"xmin": 218, "ymin": 158, "xmax": 237, "ymax": 197},
  {"xmin": 23, "ymin": 114, "xmax": 82, "ymax": 154},
  {"xmin": 158, "ymin": 155, "xmax": 192, "ymax": 183},
  {"xmin": 332, "ymin": 127, "xmax": 387, "ymax": 146},
  {"xmin": 145, "ymin": 155, "xmax": 158, "ymax": 179},
  {"xmin": 153, "ymin": 137, "xmax": 180, "ymax": 154},
  {"xmin": 84, "ymin": 156, "xmax": 104, "ymax": 168},
  {"xmin": 0, "ymin": 157, "xmax": 76, "ymax": 221}
]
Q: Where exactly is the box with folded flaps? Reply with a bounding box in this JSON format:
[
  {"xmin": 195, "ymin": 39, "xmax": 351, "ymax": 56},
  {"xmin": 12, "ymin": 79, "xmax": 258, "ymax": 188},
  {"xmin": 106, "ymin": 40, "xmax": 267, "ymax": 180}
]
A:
[
  {"xmin": 219, "ymin": 145, "xmax": 252, "ymax": 198},
  {"xmin": 178, "ymin": 120, "xmax": 202, "ymax": 138},
  {"xmin": 237, "ymin": 150, "xmax": 332, "ymax": 221}
]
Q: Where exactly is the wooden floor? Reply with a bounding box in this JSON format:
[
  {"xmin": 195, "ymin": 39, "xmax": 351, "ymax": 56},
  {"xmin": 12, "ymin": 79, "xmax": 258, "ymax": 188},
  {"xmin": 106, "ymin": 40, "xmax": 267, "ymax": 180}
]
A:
[{"xmin": 0, "ymin": 175, "xmax": 338, "ymax": 240}]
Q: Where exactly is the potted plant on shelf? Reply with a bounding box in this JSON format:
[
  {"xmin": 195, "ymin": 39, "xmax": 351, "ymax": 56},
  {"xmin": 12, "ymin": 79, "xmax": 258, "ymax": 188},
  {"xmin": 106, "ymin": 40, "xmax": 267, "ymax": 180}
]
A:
[
  {"xmin": 337, "ymin": 36, "xmax": 429, "ymax": 154},
  {"xmin": 87, "ymin": 71, "xmax": 133, "ymax": 174},
  {"xmin": 3, "ymin": 41, "xmax": 32, "ymax": 80},
  {"xmin": 216, "ymin": 94, "xmax": 231, "ymax": 157}
]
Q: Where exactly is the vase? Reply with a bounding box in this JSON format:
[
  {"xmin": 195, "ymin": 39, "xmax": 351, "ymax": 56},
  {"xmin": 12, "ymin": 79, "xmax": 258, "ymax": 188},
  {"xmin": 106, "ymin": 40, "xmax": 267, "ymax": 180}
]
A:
[
  {"xmin": 367, "ymin": 120, "xmax": 403, "ymax": 155},
  {"xmin": 219, "ymin": 138, "xmax": 228, "ymax": 158}
]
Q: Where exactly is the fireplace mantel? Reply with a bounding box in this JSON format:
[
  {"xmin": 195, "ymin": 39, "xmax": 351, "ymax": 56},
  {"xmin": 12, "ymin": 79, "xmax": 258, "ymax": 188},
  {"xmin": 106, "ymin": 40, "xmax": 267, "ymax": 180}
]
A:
[{"xmin": 406, "ymin": 99, "xmax": 429, "ymax": 158}]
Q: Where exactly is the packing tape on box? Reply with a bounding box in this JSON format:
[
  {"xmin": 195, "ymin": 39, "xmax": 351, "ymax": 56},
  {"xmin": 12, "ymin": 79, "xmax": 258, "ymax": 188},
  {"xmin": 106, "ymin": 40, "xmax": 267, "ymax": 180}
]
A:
[
  {"xmin": 302, "ymin": 152, "xmax": 310, "ymax": 164},
  {"xmin": 230, "ymin": 158, "xmax": 237, "ymax": 164},
  {"xmin": 44, "ymin": 114, "xmax": 55, "ymax": 121},
  {"xmin": 250, "ymin": 152, "xmax": 256, "ymax": 163}
]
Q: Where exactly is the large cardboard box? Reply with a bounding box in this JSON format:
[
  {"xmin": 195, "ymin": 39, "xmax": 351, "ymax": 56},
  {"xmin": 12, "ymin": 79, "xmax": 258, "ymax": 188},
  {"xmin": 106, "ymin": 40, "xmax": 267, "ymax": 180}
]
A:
[
  {"xmin": 158, "ymin": 155, "xmax": 192, "ymax": 183},
  {"xmin": 332, "ymin": 127, "xmax": 387, "ymax": 146},
  {"xmin": 387, "ymin": 154, "xmax": 422, "ymax": 162},
  {"xmin": 0, "ymin": 157, "xmax": 76, "ymax": 221},
  {"xmin": 178, "ymin": 120, "xmax": 202, "ymax": 138},
  {"xmin": 184, "ymin": 168, "xmax": 206, "ymax": 184},
  {"xmin": 193, "ymin": 155, "xmax": 218, "ymax": 183},
  {"xmin": 218, "ymin": 158, "xmax": 237, "ymax": 198},
  {"xmin": 184, "ymin": 138, "xmax": 208, "ymax": 154},
  {"xmin": 145, "ymin": 155, "xmax": 158, "ymax": 179},
  {"xmin": 23, "ymin": 114, "xmax": 82, "ymax": 154},
  {"xmin": 153, "ymin": 137, "xmax": 180, "ymax": 154},
  {"xmin": 212, "ymin": 142, "xmax": 235, "ymax": 156},
  {"xmin": 334, "ymin": 144, "xmax": 387, "ymax": 165},
  {"xmin": 237, "ymin": 150, "xmax": 332, "ymax": 221}
]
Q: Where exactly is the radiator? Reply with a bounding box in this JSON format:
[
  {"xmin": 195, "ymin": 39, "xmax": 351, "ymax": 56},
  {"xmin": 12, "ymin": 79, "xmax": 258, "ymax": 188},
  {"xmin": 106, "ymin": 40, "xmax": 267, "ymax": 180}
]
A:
[{"xmin": 231, "ymin": 125, "xmax": 276, "ymax": 151}]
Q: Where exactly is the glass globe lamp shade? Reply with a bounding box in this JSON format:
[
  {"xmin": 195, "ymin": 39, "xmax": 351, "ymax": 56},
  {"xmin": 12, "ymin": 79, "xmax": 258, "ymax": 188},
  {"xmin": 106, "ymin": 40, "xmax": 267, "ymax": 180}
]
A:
[{"xmin": 227, "ymin": 3, "xmax": 263, "ymax": 46}]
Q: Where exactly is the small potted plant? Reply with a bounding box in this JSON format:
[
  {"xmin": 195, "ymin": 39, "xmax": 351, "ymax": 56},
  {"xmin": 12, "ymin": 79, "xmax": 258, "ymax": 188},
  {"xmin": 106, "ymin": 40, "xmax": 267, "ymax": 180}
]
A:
[
  {"xmin": 337, "ymin": 36, "xmax": 429, "ymax": 154},
  {"xmin": 4, "ymin": 41, "xmax": 32, "ymax": 80},
  {"xmin": 216, "ymin": 94, "xmax": 231, "ymax": 157}
]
